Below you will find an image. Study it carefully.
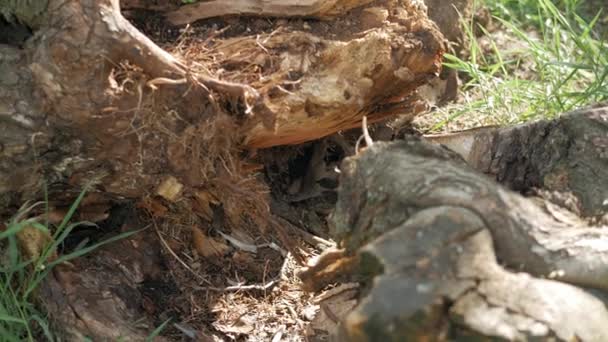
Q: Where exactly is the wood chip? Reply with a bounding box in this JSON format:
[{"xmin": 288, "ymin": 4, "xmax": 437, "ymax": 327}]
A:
[{"xmin": 156, "ymin": 176, "xmax": 183, "ymax": 202}]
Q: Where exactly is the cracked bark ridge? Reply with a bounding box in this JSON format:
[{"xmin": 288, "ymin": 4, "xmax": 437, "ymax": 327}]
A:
[
  {"xmin": 429, "ymin": 105, "xmax": 608, "ymax": 217},
  {"xmin": 329, "ymin": 132, "xmax": 608, "ymax": 340},
  {"xmin": 0, "ymin": 45, "xmax": 85, "ymax": 211}
]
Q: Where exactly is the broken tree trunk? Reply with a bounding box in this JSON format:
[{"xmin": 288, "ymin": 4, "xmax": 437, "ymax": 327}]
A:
[
  {"xmin": 0, "ymin": 0, "xmax": 444, "ymax": 213},
  {"xmin": 300, "ymin": 109, "xmax": 608, "ymax": 340}
]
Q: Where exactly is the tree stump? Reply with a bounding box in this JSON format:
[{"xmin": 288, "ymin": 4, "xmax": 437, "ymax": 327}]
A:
[{"xmin": 0, "ymin": 0, "xmax": 444, "ymax": 211}]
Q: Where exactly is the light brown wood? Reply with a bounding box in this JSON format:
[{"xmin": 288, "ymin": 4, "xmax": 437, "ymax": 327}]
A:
[
  {"xmin": 238, "ymin": 25, "xmax": 443, "ymax": 148},
  {"xmin": 166, "ymin": 0, "xmax": 376, "ymax": 26}
]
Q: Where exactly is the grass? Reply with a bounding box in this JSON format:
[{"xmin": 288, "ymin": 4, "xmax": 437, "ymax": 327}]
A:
[
  {"xmin": 428, "ymin": 0, "xmax": 607, "ymax": 131},
  {"xmin": 0, "ymin": 188, "xmax": 140, "ymax": 341}
]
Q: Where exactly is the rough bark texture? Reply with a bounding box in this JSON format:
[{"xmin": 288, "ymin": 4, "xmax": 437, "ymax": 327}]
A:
[
  {"xmin": 335, "ymin": 136, "xmax": 608, "ymax": 291},
  {"xmin": 0, "ymin": 45, "xmax": 64, "ymax": 210},
  {"xmin": 302, "ymin": 120, "xmax": 608, "ymax": 340},
  {"xmin": 39, "ymin": 225, "xmax": 166, "ymax": 341},
  {"xmin": 429, "ymin": 105, "xmax": 608, "ymax": 217}
]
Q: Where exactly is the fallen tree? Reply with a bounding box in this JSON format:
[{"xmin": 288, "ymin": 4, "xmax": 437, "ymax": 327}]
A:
[{"xmin": 428, "ymin": 104, "xmax": 608, "ymax": 218}]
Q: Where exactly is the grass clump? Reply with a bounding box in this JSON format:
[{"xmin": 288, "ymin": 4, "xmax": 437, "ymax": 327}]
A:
[
  {"xmin": 430, "ymin": 0, "xmax": 607, "ymax": 131},
  {"xmin": 0, "ymin": 189, "xmax": 138, "ymax": 341}
]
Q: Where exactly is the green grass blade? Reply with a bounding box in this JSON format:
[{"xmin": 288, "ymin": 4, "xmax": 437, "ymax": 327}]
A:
[
  {"xmin": 145, "ymin": 318, "xmax": 172, "ymax": 341},
  {"xmin": 54, "ymin": 186, "xmax": 89, "ymax": 237}
]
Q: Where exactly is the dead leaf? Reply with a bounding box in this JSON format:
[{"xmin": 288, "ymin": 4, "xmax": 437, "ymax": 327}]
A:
[
  {"xmin": 193, "ymin": 190, "xmax": 219, "ymax": 220},
  {"xmin": 79, "ymin": 204, "xmax": 111, "ymax": 223},
  {"xmin": 214, "ymin": 315, "xmax": 255, "ymax": 336},
  {"xmin": 42, "ymin": 208, "xmax": 68, "ymax": 225},
  {"xmin": 232, "ymin": 251, "xmax": 254, "ymax": 265},
  {"xmin": 137, "ymin": 197, "xmax": 168, "ymax": 218},
  {"xmin": 191, "ymin": 227, "xmax": 231, "ymax": 258},
  {"xmin": 156, "ymin": 176, "xmax": 184, "ymax": 202}
]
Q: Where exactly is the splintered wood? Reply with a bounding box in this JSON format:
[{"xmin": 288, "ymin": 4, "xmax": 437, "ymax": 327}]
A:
[{"xmin": 177, "ymin": 1, "xmax": 446, "ymax": 148}]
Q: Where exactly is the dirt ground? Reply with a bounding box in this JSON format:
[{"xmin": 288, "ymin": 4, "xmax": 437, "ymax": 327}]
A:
[{"xmin": 100, "ymin": 9, "xmax": 368, "ymax": 341}]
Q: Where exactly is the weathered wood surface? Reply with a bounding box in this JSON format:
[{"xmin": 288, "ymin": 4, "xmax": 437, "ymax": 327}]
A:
[
  {"xmin": 429, "ymin": 105, "xmax": 608, "ymax": 217},
  {"xmin": 39, "ymin": 214, "xmax": 166, "ymax": 341},
  {"xmin": 164, "ymin": 0, "xmax": 377, "ymax": 26},
  {"xmin": 302, "ymin": 111, "xmax": 608, "ymax": 340}
]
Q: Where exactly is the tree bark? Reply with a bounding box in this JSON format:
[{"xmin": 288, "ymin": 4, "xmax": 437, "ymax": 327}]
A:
[
  {"xmin": 39, "ymin": 220, "xmax": 166, "ymax": 341},
  {"xmin": 301, "ymin": 115, "xmax": 608, "ymax": 339},
  {"xmin": 428, "ymin": 105, "xmax": 608, "ymax": 217}
]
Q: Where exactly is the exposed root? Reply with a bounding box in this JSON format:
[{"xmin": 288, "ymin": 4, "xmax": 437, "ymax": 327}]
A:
[
  {"xmin": 355, "ymin": 115, "xmax": 375, "ymax": 154},
  {"xmin": 362, "ymin": 116, "xmax": 374, "ymax": 147}
]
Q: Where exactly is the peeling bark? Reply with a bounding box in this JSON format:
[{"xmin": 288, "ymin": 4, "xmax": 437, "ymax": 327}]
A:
[{"xmin": 240, "ymin": 23, "xmax": 443, "ymax": 147}]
